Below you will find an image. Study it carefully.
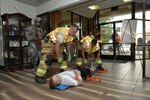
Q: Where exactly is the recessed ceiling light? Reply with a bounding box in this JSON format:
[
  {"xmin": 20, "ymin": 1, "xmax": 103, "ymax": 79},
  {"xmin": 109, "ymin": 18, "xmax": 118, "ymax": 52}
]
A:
[
  {"xmin": 123, "ymin": 0, "xmax": 132, "ymax": 2},
  {"xmin": 88, "ymin": 5, "xmax": 100, "ymax": 10}
]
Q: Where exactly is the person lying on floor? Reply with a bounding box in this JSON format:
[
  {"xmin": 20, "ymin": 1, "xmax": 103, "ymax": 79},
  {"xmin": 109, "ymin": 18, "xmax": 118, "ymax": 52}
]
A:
[{"xmin": 49, "ymin": 69, "xmax": 83, "ymax": 89}]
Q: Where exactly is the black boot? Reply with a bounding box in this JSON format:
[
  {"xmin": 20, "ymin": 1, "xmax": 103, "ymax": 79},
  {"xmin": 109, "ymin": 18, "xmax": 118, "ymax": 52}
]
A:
[
  {"xmin": 59, "ymin": 69, "xmax": 65, "ymax": 72},
  {"xmin": 45, "ymin": 55, "xmax": 52, "ymax": 66},
  {"xmin": 35, "ymin": 76, "xmax": 46, "ymax": 84},
  {"xmin": 96, "ymin": 64, "xmax": 104, "ymax": 71},
  {"xmin": 45, "ymin": 60, "xmax": 52, "ymax": 66}
]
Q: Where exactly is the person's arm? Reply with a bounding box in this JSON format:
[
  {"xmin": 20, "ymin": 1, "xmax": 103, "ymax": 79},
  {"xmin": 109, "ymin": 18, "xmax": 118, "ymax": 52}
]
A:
[
  {"xmin": 81, "ymin": 47, "xmax": 86, "ymax": 62},
  {"xmin": 80, "ymin": 38, "xmax": 87, "ymax": 62},
  {"xmin": 67, "ymin": 43, "xmax": 71, "ymax": 55},
  {"xmin": 73, "ymin": 69, "xmax": 83, "ymax": 86},
  {"xmin": 97, "ymin": 49, "xmax": 100, "ymax": 60}
]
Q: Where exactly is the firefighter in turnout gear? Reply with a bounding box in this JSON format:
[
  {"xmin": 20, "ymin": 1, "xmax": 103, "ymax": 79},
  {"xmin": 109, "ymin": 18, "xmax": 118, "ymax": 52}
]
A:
[
  {"xmin": 35, "ymin": 24, "xmax": 79, "ymax": 84},
  {"xmin": 76, "ymin": 35, "xmax": 104, "ymax": 71}
]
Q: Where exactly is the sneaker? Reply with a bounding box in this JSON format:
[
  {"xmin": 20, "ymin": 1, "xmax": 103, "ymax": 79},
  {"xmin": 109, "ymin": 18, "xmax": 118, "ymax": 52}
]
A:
[{"xmin": 35, "ymin": 76, "xmax": 46, "ymax": 84}]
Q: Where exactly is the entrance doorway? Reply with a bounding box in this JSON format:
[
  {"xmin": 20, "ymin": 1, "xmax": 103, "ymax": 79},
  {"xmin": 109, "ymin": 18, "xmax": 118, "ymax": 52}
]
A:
[{"xmin": 100, "ymin": 21, "xmax": 134, "ymax": 60}]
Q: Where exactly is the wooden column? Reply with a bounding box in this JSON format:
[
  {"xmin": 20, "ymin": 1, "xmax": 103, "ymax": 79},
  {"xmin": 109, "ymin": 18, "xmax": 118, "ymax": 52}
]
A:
[
  {"xmin": 89, "ymin": 18, "xmax": 94, "ymax": 33},
  {"xmin": 51, "ymin": 11, "xmax": 62, "ymax": 30}
]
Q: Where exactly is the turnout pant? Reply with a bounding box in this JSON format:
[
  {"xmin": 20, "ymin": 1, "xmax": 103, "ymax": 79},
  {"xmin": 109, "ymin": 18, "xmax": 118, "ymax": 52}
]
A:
[{"xmin": 36, "ymin": 40, "xmax": 67, "ymax": 77}]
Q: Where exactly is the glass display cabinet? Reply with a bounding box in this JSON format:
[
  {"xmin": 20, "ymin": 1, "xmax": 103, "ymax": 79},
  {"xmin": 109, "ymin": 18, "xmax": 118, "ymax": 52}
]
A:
[{"xmin": 1, "ymin": 13, "xmax": 32, "ymax": 71}]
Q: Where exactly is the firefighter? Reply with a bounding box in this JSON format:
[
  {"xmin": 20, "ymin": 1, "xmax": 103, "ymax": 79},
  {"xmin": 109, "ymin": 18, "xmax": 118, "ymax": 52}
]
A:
[
  {"xmin": 76, "ymin": 35, "xmax": 104, "ymax": 71},
  {"xmin": 35, "ymin": 24, "xmax": 79, "ymax": 84}
]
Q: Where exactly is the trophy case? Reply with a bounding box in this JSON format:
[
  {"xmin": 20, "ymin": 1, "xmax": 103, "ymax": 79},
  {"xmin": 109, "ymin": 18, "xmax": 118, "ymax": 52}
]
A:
[{"xmin": 1, "ymin": 13, "xmax": 32, "ymax": 71}]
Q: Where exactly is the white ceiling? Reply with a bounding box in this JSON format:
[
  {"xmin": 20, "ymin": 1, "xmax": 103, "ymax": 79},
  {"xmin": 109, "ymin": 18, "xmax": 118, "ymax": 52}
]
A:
[
  {"xmin": 14, "ymin": 0, "xmax": 142, "ymax": 18},
  {"xmin": 67, "ymin": 0, "xmax": 142, "ymax": 18},
  {"xmin": 14, "ymin": 0, "xmax": 51, "ymax": 7}
]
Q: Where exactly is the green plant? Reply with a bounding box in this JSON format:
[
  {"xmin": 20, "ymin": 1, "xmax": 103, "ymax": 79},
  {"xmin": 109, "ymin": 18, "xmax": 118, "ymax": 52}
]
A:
[{"xmin": 99, "ymin": 17, "xmax": 113, "ymax": 43}]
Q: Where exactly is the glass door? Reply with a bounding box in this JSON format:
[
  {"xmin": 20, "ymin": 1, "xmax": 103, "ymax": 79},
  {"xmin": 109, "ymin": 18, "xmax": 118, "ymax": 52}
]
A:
[
  {"xmin": 115, "ymin": 22, "xmax": 131, "ymax": 57},
  {"xmin": 100, "ymin": 23, "xmax": 114, "ymax": 58},
  {"xmin": 100, "ymin": 21, "xmax": 134, "ymax": 60},
  {"xmin": 145, "ymin": 20, "xmax": 150, "ymax": 78},
  {"xmin": 135, "ymin": 20, "xmax": 143, "ymax": 60}
]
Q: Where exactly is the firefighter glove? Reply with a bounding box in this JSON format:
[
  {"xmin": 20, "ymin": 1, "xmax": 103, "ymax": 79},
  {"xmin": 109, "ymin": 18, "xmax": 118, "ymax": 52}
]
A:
[
  {"xmin": 58, "ymin": 57, "xmax": 63, "ymax": 64},
  {"xmin": 67, "ymin": 54, "xmax": 71, "ymax": 62},
  {"xmin": 95, "ymin": 59, "xmax": 102, "ymax": 64},
  {"xmin": 84, "ymin": 59, "xmax": 88, "ymax": 64}
]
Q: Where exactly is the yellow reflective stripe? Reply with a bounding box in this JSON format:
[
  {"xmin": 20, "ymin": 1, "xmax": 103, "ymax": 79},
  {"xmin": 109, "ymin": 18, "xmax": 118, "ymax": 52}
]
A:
[
  {"xmin": 76, "ymin": 62, "xmax": 82, "ymax": 66},
  {"xmin": 60, "ymin": 65, "xmax": 67, "ymax": 69},
  {"xmin": 97, "ymin": 60, "xmax": 101, "ymax": 64},
  {"xmin": 96, "ymin": 43, "xmax": 100, "ymax": 51},
  {"xmin": 51, "ymin": 31, "xmax": 57, "ymax": 41},
  {"xmin": 36, "ymin": 68, "xmax": 46, "ymax": 74},
  {"xmin": 83, "ymin": 36, "xmax": 93, "ymax": 48},
  {"xmin": 60, "ymin": 61, "xmax": 67, "ymax": 69},
  {"xmin": 85, "ymin": 38, "xmax": 90, "ymax": 47},
  {"xmin": 65, "ymin": 36, "xmax": 72, "ymax": 43},
  {"xmin": 63, "ymin": 28, "xmax": 70, "ymax": 43},
  {"xmin": 85, "ymin": 47, "xmax": 92, "ymax": 53},
  {"xmin": 87, "ymin": 36, "xmax": 93, "ymax": 41}
]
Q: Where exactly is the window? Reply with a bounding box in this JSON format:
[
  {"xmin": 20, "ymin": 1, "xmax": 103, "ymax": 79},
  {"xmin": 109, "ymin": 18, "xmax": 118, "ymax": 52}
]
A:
[{"xmin": 100, "ymin": 4, "xmax": 131, "ymax": 23}]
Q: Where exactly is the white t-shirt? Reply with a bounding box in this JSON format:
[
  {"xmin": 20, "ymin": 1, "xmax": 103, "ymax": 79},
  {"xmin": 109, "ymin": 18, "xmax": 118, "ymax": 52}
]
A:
[
  {"xmin": 58, "ymin": 70, "xmax": 78, "ymax": 86},
  {"xmin": 57, "ymin": 32, "xmax": 64, "ymax": 43}
]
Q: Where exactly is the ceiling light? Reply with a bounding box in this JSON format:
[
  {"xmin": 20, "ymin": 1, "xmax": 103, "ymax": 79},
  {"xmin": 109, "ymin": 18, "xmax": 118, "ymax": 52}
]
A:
[
  {"xmin": 123, "ymin": 0, "xmax": 132, "ymax": 2},
  {"xmin": 88, "ymin": 5, "xmax": 100, "ymax": 10}
]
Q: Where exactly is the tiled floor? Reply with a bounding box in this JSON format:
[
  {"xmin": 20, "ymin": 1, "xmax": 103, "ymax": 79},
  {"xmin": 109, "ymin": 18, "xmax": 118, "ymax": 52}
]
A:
[{"xmin": 0, "ymin": 61, "xmax": 150, "ymax": 100}]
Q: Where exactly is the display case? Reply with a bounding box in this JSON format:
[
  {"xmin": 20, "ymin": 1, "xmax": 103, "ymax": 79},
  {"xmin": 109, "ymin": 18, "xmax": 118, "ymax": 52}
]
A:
[{"xmin": 1, "ymin": 13, "xmax": 32, "ymax": 71}]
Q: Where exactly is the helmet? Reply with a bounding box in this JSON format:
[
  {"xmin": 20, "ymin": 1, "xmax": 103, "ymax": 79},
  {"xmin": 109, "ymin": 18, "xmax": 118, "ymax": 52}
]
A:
[{"xmin": 34, "ymin": 17, "xmax": 42, "ymax": 22}]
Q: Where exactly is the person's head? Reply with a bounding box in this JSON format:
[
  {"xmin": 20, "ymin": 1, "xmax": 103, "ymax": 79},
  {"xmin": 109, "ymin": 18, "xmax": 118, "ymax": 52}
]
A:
[
  {"xmin": 83, "ymin": 31, "xmax": 88, "ymax": 37},
  {"xmin": 68, "ymin": 24, "xmax": 79, "ymax": 36},
  {"xmin": 34, "ymin": 17, "xmax": 42, "ymax": 27},
  {"xmin": 89, "ymin": 31, "xmax": 93, "ymax": 35},
  {"xmin": 91, "ymin": 39, "xmax": 97, "ymax": 46},
  {"xmin": 116, "ymin": 33, "xmax": 119, "ymax": 37},
  {"xmin": 49, "ymin": 75, "xmax": 62, "ymax": 89}
]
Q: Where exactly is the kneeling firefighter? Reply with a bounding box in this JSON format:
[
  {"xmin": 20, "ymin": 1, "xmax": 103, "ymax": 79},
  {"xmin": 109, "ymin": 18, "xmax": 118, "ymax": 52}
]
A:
[
  {"xmin": 35, "ymin": 24, "xmax": 79, "ymax": 84},
  {"xmin": 76, "ymin": 35, "xmax": 104, "ymax": 70}
]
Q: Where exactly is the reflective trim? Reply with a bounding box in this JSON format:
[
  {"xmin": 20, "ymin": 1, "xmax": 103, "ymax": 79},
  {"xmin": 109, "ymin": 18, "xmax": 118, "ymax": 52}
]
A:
[
  {"xmin": 60, "ymin": 65, "xmax": 67, "ymax": 69},
  {"xmin": 49, "ymin": 27, "xmax": 71, "ymax": 43},
  {"xmin": 36, "ymin": 68, "xmax": 46, "ymax": 74},
  {"xmin": 96, "ymin": 42, "xmax": 100, "ymax": 51},
  {"xmin": 82, "ymin": 36, "xmax": 93, "ymax": 48},
  {"xmin": 76, "ymin": 62, "xmax": 82, "ymax": 66},
  {"xmin": 97, "ymin": 60, "xmax": 102, "ymax": 64},
  {"xmin": 51, "ymin": 31, "xmax": 57, "ymax": 41},
  {"xmin": 85, "ymin": 39, "xmax": 90, "ymax": 47}
]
